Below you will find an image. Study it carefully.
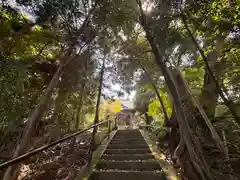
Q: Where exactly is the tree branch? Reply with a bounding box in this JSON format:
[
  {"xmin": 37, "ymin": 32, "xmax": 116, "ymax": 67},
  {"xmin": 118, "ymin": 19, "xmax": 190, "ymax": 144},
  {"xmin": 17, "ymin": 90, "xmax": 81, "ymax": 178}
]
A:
[{"xmin": 180, "ymin": 13, "xmax": 240, "ymax": 125}]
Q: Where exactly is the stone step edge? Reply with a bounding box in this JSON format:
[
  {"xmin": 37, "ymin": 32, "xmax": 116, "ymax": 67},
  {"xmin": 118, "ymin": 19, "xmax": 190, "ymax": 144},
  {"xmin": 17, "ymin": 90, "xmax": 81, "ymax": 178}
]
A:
[
  {"xmin": 92, "ymin": 170, "xmax": 163, "ymax": 173},
  {"xmin": 106, "ymin": 148, "xmax": 150, "ymax": 150},
  {"xmin": 99, "ymin": 160, "xmax": 159, "ymax": 163},
  {"xmin": 102, "ymin": 153, "xmax": 153, "ymax": 156}
]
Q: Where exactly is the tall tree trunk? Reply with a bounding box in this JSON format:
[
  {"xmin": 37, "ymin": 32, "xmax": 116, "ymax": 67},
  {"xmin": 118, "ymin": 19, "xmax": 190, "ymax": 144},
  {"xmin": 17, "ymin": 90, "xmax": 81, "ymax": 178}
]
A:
[
  {"xmin": 75, "ymin": 95, "xmax": 83, "ymax": 130},
  {"xmin": 170, "ymin": 69, "xmax": 198, "ymax": 127},
  {"xmin": 75, "ymin": 55, "xmax": 88, "ymax": 130},
  {"xmin": 51, "ymin": 87, "xmax": 68, "ymax": 125},
  {"xmin": 144, "ymin": 112, "xmax": 153, "ymax": 126},
  {"xmin": 173, "ymin": 68, "xmax": 229, "ymax": 158},
  {"xmin": 2, "ymin": 6, "xmax": 97, "ymax": 179},
  {"xmin": 75, "ymin": 83, "xmax": 86, "ymax": 130},
  {"xmin": 138, "ymin": 61, "xmax": 169, "ymax": 123},
  {"xmin": 88, "ymin": 58, "xmax": 105, "ymax": 164},
  {"xmin": 185, "ymin": 11, "xmax": 227, "ymax": 123},
  {"xmin": 181, "ymin": 13, "xmax": 240, "ymax": 125},
  {"xmin": 136, "ymin": 1, "xmax": 212, "ymax": 179},
  {"xmin": 199, "ymin": 71, "xmax": 218, "ymax": 120},
  {"xmin": 69, "ymin": 82, "xmax": 86, "ymax": 152},
  {"xmin": 2, "ymin": 62, "xmax": 66, "ymax": 180}
]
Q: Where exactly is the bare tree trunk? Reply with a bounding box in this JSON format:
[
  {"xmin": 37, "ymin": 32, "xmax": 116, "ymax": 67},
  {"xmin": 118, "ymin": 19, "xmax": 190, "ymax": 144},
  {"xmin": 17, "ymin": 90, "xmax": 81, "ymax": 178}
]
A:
[
  {"xmin": 75, "ymin": 95, "xmax": 83, "ymax": 130},
  {"xmin": 175, "ymin": 68, "xmax": 229, "ymax": 158},
  {"xmin": 186, "ymin": 12, "xmax": 226, "ymax": 124},
  {"xmin": 199, "ymin": 71, "xmax": 218, "ymax": 120},
  {"xmin": 69, "ymin": 85, "xmax": 85, "ymax": 153},
  {"xmin": 2, "ymin": 5, "xmax": 98, "ymax": 179},
  {"xmin": 75, "ymin": 82, "xmax": 85, "ymax": 130},
  {"xmin": 52, "ymin": 87, "xmax": 68, "ymax": 124},
  {"xmin": 136, "ymin": 1, "xmax": 212, "ymax": 179},
  {"xmin": 138, "ymin": 61, "xmax": 169, "ymax": 123},
  {"xmin": 181, "ymin": 13, "xmax": 240, "ymax": 125},
  {"xmin": 2, "ymin": 62, "xmax": 66, "ymax": 180},
  {"xmin": 88, "ymin": 57, "xmax": 105, "ymax": 164},
  {"xmin": 144, "ymin": 112, "xmax": 153, "ymax": 128},
  {"xmin": 75, "ymin": 56, "xmax": 88, "ymax": 130}
]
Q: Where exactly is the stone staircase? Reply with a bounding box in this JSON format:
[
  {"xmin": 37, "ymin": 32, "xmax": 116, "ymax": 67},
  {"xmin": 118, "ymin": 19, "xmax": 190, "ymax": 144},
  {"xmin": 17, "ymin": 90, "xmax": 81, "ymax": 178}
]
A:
[{"xmin": 89, "ymin": 129, "xmax": 167, "ymax": 180}]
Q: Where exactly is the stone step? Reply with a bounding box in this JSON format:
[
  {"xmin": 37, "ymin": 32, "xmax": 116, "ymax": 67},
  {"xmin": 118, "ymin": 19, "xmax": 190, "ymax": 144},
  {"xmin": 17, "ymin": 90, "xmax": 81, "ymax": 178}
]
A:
[
  {"xmin": 115, "ymin": 130, "xmax": 140, "ymax": 133},
  {"xmin": 109, "ymin": 142, "xmax": 146, "ymax": 145},
  {"xmin": 102, "ymin": 154, "xmax": 155, "ymax": 161},
  {"xmin": 107, "ymin": 144, "xmax": 149, "ymax": 149},
  {"xmin": 97, "ymin": 160, "xmax": 161, "ymax": 171},
  {"xmin": 114, "ymin": 132, "xmax": 142, "ymax": 135},
  {"xmin": 114, "ymin": 134, "xmax": 142, "ymax": 137},
  {"xmin": 114, "ymin": 137, "xmax": 142, "ymax": 138},
  {"xmin": 114, "ymin": 134, "xmax": 142, "ymax": 136},
  {"xmin": 114, "ymin": 132, "xmax": 141, "ymax": 134},
  {"xmin": 111, "ymin": 138, "xmax": 146, "ymax": 143},
  {"xmin": 111, "ymin": 138, "xmax": 145, "ymax": 141},
  {"xmin": 89, "ymin": 171, "xmax": 166, "ymax": 180},
  {"xmin": 113, "ymin": 137, "xmax": 143, "ymax": 139},
  {"xmin": 112, "ymin": 139, "xmax": 144, "ymax": 142},
  {"xmin": 105, "ymin": 148, "xmax": 151, "ymax": 155},
  {"xmin": 116, "ymin": 131, "xmax": 141, "ymax": 135}
]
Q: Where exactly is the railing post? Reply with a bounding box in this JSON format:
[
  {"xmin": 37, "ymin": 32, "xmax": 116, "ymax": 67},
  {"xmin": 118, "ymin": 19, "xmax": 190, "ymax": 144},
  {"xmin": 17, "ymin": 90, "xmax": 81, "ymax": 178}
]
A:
[
  {"xmin": 108, "ymin": 119, "xmax": 111, "ymax": 139},
  {"xmin": 88, "ymin": 123, "xmax": 97, "ymax": 166},
  {"xmin": 87, "ymin": 142, "xmax": 93, "ymax": 166},
  {"xmin": 114, "ymin": 117, "xmax": 117, "ymax": 130}
]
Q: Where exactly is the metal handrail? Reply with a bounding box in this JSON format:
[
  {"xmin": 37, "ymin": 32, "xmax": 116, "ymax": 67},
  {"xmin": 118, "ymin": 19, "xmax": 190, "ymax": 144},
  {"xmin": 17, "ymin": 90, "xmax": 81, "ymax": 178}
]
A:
[{"xmin": 0, "ymin": 119, "xmax": 114, "ymax": 169}]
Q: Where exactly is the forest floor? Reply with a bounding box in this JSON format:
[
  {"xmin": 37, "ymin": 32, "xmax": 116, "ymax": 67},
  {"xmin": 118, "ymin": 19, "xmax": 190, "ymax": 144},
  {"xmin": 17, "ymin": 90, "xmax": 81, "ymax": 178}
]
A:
[
  {"xmin": 2, "ymin": 126, "xmax": 240, "ymax": 180},
  {"xmin": 15, "ymin": 131, "xmax": 108, "ymax": 180}
]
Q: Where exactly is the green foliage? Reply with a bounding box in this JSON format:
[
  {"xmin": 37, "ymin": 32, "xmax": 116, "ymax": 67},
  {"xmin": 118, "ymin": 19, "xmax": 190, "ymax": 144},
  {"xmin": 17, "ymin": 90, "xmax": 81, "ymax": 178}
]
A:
[
  {"xmin": 105, "ymin": 100, "xmax": 123, "ymax": 114},
  {"xmin": 0, "ymin": 0, "xmax": 240, "ymax": 178},
  {"xmin": 182, "ymin": 66, "xmax": 205, "ymax": 95},
  {"xmin": 0, "ymin": 60, "xmax": 45, "ymax": 145},
  {"xmin": 95, "ymin": 0, "xmax": 138, "ymax": 36},
  {"xmin": 148, "ymin": 89, "xmax": 172, "ymax": 119},
  {"xmin": 0, "ymin": 0, "xmax": 101, "ymax": 154}
]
